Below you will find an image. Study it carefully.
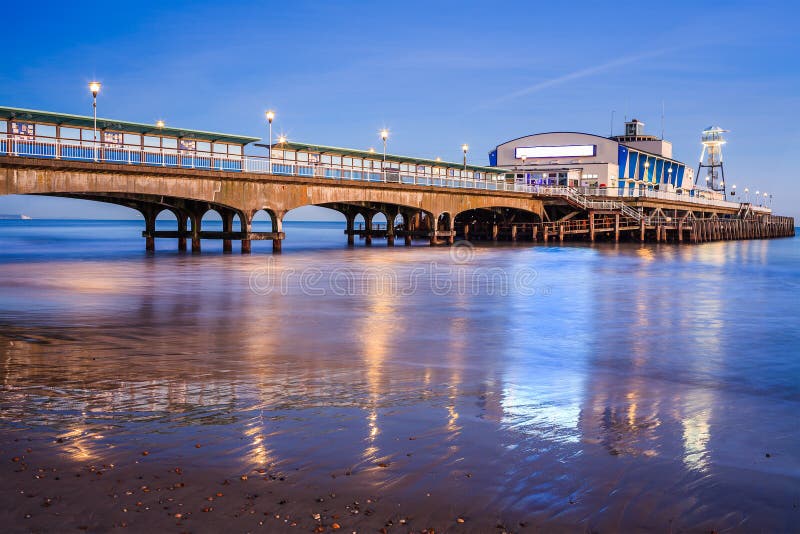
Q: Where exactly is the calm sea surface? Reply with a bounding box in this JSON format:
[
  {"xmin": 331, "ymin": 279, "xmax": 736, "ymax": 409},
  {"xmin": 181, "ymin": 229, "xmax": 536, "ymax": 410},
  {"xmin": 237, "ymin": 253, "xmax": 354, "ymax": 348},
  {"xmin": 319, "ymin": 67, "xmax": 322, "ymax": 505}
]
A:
[{"xmin": 0, "ymin": 219, "xmax": 798, "ymax": 531}]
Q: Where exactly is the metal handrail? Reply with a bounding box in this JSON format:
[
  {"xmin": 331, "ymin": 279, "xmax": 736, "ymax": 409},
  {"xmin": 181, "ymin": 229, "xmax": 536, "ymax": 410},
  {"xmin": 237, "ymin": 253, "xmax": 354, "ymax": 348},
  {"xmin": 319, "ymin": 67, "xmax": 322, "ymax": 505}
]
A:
[{"xmin": 0, "ymin": 133, "xmax": 771, "ymax": 215}]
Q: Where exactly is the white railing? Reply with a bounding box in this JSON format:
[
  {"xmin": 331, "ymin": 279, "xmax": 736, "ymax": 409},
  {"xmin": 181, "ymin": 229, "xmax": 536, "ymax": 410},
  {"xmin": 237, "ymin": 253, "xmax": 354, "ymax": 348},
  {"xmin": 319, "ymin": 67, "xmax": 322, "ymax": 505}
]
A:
[
  {"xmin": 576, "ymin": 186, "xmax": 771, "ymax": 213},
  {"xmin": 0, "ymin": 133, "xmax": 529, "ymax": 193},
  {"xmin": 0, "ymin": 133, "xmax": 769, "ymax": 215}
]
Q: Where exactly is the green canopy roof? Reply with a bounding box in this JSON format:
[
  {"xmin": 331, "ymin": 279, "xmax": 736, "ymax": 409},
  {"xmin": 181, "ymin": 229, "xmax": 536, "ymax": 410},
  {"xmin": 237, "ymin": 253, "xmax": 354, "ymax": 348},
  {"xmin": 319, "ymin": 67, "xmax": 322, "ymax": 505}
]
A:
[
  {"xmin": 260, "ymin": 141, "xmax": 510, "ymax": 174},
  {"xmin": 0, "ymin": 106, "xmax": 260, "ymax": 145}
]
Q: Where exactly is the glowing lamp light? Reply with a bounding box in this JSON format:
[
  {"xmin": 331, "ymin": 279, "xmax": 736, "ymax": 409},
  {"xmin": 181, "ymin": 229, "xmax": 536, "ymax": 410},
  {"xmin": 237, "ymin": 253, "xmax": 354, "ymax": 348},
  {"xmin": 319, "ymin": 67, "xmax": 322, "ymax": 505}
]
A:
[
  {"xmin": 368, "ymin": 147, "xmax": 376, "ymax": 153},
  {"xmin": 462, "ymin": 143, "xmax": 469, "ymax": 153},
  {"xmin": 265, "ymin": 110, "xmax": 275, "ymax": 123},
  {"xmin": 380, "ymin": 129, "xmax": 389, "ymax": 141},
  {"xmin": 156, "ymin": 120, "xmax": 165, "ymax": 128},
  {"xmin": 88, "ymin": 81, "xmax": 101, "ymax": 96},
  {"xmin": 278, "ymin": 134, "xmax": 287, "ymax": 144}
]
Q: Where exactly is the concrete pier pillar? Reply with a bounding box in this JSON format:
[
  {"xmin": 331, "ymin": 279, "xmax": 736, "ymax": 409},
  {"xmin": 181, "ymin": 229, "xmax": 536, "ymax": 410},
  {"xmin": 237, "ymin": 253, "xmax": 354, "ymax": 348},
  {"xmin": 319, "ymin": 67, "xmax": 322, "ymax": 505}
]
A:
[
  {"xmin": 272, "ymin": 210, "xmax": 285, "ymax": 254},
  {"xmin": 543, "ymin": 227, "xmax": 549, "ymax": 243},
  {"xmin": 222, "ymin": 212, "xmax": 233, "ymax": 254},
  {"xmin": 492, "ymin": 224, "xmax": 499, "ymax": 241},
  {"xmin": 386, "ymin": 213, "xmax": 395, "ymax": 247},
  {"xmin": 463, "ymin": 224, "xmax": 470, "ymax": 241},
  {"xmin": 345, "ymin": 212, "xmax": 356, "ymax": 246},
  {"xmin": 240, "ymin": 211, "xmax": 252, "ymax": 254},
  {"xmin": 656, "ymin": 225, "xmax": 662, "ymax": 242},
  {"xmin": 190, "ymin": 213, "xmax": 201, "ymax": 253},
  {"xmin": 614, "ymin": 214, "xmax": 620, "ymax": 242},
  {"xmin": 678, "ymin": 222, "xmax": 683, "ymax": 243},
  {"xmin": 532, "ymin": 225, "xmax": 538, "ymax": 242},
  {"xmin": 143, "ymin": 208, "xmax": 156, "ymax": 252},
  {"xmin": 640, "ymin": 221, "xmax": 646, "ymax": 242},
  {"xmin": 364, "ymin": 213, "xmax": 373, "ymax": 246},
  {"xmin": 559, "ymin": 225, "xmax": 564, "ymax": 242},
  {"xmin": 429, "ymin": 215, "xmax": 438, "ymax": 246},
  {"xmin": 177, "ymin": 213, "xmax": 187, "ymax": 251},
  {"xmin": 511, "ymin": 225, "xmax": 517, "ymax": 242}
]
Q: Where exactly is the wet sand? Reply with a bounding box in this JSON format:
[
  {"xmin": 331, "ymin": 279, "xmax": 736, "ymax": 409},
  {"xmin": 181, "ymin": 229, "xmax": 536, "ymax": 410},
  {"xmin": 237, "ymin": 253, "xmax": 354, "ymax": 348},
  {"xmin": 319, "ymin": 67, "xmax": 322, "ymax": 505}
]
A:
[{"xmin": 1, "ymin": 222, "xmax": 799, "ymax": 532}]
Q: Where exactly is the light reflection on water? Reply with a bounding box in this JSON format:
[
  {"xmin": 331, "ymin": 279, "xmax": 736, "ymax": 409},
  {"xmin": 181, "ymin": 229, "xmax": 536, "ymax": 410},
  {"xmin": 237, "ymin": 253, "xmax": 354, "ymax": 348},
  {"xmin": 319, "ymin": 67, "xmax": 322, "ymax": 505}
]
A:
[{"xmin": 0, "ymin": 220, "xmax": 799, "ymax": 528}]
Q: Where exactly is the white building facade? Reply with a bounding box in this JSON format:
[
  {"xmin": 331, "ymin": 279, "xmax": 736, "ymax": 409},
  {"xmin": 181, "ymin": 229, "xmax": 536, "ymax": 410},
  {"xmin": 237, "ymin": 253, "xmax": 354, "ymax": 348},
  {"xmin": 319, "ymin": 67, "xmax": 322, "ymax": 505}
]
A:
[{"xmin": 490, "ymin": 120, "xmax": 693, "ymax": 195}]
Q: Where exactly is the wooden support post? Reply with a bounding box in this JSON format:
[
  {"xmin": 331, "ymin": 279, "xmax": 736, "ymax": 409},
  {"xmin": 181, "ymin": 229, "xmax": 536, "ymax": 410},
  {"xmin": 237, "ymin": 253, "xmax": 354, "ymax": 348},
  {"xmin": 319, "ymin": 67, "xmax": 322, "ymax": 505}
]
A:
[
  {"xmin": 614, "ymin": 213, "xmax": 620, "ymax": 242},
  {"xmin": 559, "ymin": 225, "xmax": 565, "ymax": 242},
  {"xmin": 532, "ymin": 225, "xmax": 538, "ymax": 242},
  {"xmin": 640, "ymin": 220, "xmax": 646, "ymax": 242},
  {"xmin": 656, "ymin": 225, "xmax": 662, "ymax": 242},
  {"xmin": 543, "ymin": 227, "xmax": 549, "ymax": 243},
  {"xmin": 492, "ymin": 224, "xmax": 499, "ymax": 242},
  {"xmin": 463, "ymin": 224, "xmax": 470, "ymax": 241},
  {"xmin": 589, "ymin": 212, "xmax": 595, "ymax": 242},
  {"xmin": 678, "ymin": 222, "xmax": 683, "ymax": 243},
  {"xmin": 511, "ymin": 225, "xmax": 517, "ymax": 242}
]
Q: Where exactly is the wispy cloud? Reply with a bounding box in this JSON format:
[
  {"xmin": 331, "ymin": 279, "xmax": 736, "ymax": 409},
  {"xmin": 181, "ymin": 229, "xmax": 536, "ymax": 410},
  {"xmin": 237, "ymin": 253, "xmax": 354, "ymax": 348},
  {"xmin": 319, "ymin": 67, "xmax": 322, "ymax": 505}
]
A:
[{"xmin": 480, "ymin": 46, "xmax": 682, "ymax": 109}]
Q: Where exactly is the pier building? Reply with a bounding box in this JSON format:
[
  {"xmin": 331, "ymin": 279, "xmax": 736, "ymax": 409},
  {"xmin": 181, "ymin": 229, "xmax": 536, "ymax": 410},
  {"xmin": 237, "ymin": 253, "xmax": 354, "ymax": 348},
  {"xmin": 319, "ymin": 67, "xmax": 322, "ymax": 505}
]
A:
[{"xmin": 490, "ymin": 119, "xmax": 694, "ymax": 195}]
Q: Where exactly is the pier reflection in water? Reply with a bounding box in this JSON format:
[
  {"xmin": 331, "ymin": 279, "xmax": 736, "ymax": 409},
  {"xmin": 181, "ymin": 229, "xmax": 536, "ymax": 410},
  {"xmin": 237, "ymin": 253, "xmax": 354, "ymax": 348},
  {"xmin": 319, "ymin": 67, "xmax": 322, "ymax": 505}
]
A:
[{"xmin": 0, "ymin": 220, "xmax": 798, "ymax": 530}]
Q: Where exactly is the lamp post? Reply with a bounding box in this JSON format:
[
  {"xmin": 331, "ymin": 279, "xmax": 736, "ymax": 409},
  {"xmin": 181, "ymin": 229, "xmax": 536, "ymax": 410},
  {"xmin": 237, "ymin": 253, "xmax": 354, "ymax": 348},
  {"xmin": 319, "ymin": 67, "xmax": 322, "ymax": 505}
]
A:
[
  {"xmin": 88, "ymin": 81, "xmax": 101, "ymax": 161},
  {"xmin": 731, "ymin": 184, "xmax": 736, "ymax": 198},
  {"xmin": 744, "ymin": 187, "xmax": 749, "ymax": 202},
  {"xmin": 380, "ymin": 128, "xmax": 388, "ymax": 162},
  {"xmin": 763, "ymin": 192, "xmax": 768, "ymax": 207},
  {"xmin": 462, "ymin": 143, "xmax": 469, "ymax": 171},
  {"xmin": 156, "ymin": 120, "xmax": 165, "ymax": 129},
  {"xmin": 265, "ymin": 110, "xmax": 275, "ymax": 171}
]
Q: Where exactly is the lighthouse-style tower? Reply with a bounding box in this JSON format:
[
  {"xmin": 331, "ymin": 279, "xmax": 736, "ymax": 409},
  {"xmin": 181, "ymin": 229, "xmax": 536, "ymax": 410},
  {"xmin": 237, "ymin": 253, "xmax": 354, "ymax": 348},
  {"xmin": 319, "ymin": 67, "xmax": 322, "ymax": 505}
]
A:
[{"xmin": 695, "ymin": 126, "xmax": 728, "ymax": 197}]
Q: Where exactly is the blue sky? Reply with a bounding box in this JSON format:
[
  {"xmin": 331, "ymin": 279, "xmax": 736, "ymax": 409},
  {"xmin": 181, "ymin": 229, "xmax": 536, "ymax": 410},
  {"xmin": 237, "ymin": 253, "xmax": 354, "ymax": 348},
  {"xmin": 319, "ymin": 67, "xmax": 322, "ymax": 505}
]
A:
[{"xmin": 1, "ymin": 0, "xmax": 798, "ymax": 220}]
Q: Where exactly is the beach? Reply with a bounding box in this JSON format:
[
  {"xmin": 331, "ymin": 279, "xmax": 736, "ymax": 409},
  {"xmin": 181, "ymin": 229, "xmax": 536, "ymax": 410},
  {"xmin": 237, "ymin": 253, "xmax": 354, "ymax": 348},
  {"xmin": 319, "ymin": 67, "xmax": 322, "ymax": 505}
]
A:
[{"xmin": 0, "ymin": 220, "xmax": 798, "ymax": 532}]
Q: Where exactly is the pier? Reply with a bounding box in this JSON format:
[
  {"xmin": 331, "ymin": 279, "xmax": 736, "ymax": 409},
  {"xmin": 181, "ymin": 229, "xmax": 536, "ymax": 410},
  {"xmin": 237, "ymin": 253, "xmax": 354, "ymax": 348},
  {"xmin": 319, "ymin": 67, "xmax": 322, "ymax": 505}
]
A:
[{"xmin": 0, "ymin": 106, "xmax": 794, "ymax": 251}]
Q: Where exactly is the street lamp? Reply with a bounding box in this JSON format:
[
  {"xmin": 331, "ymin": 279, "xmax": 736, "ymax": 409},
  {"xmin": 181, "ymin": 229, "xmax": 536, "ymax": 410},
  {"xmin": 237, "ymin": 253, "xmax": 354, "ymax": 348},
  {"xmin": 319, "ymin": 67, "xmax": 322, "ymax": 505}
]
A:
[
  {"xmin": 380, "ymin": 129, "xmax": 389, "ymax": 162},
  {"xmin": 265, "ymin": 110, "xmax": 275, "ymax": 171},
  {"xmin": 278, "ymin": 134, "xmax": 287, "ymax": 145},
  {"xmin": 731, "ymin": 184, "xmax": 736, "ymax": 197},
  {"xmin": 462, "ymin": 143, "xmax": 469, "ymax": 170},
  {"xmin": 763, "ymin": 192, "xmax": 768, "ymax": 206},
  {"xmin": 156, "ymin": 120, "xmax": 165, "ymax": 129},
  {"xmin": 88, "ymin": 81, "xmax": 101, "ymax": 160},
  {"xmin": 380, "ymin": 129, "xmax": 389, "ymax": 180}
]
